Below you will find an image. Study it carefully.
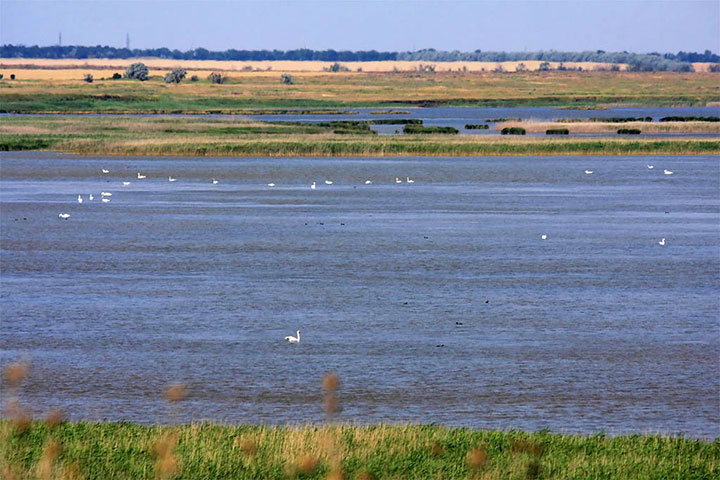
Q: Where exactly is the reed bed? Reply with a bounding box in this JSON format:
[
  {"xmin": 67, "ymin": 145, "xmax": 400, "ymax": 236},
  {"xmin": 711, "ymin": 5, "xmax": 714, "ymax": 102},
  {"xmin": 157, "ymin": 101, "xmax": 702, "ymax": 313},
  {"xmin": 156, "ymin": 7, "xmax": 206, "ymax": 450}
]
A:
[
  {"xmin": 1, "ymin": 421, "xmax": 717, "ymax": 480},
  {"xmin": 496, "ymin": 120, "xmax": 720, "ymax": 134},
  {"xmin": 1, "ymin": 115, "xmax": 717, "ymax": 156}
]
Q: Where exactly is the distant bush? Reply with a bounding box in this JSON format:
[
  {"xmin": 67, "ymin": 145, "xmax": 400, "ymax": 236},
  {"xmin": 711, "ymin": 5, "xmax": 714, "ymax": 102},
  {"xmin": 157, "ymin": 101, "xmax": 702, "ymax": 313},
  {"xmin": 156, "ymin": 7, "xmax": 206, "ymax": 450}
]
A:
[
  {"xmin": 189, "ymin": 75, "xmax": 199, "ymax": 82},
  {"xmin": 83, "ymin": 74, "xmax": 93, "ymax": 83},
  {"xmin": 280, "ymin": 73, "xmax": 294, "ymax": 85},
  {"xmin": 111, "ymin": 72, "xmax": 122, "ymax": 80},
  {"xmin": 465, "ymin": 124, "xmax": 489, "ymax": 129},
  {"xmin": 591, "ymin": 116, "xmax": 652, "ymax": 122},
  {"xmin": 370, "ymin": 119, "xmax": 422, "ymax": 125},
  {"xmin": 617, "ymin": 128, "xmax": 641, "ymax": 134},
  {"xmin": 417, "ymin": 63, "xmax": 436, "ymax": 72},
  {"xmin": 0, "ymin": 74, "xmax": 4, "ymax": 80},
  {"xmin": 208, "ymin": 72, "xmax": 225, "ymax": 84},
  {"xmin": 659, "ymin": 116, "xmax": 719, "ymax": 122},
  {"xmin": 403, "ymin": 125, "xmax": 458, "ymax": 134},
  {"xmin": 709, "ymin": 64, "xmax": 720, "ymax": 73},
  {"xmin": 124, "ymin": 62, "xmax": 149, "ymax": 81},
  {"xmin": 500, "ymin": 127, "xmax": 526, "ymax": 135},
  {"xmin": 538, "ymin": 62, "xmax": 551, "ymax": 71},
  {"xmin": 486, "ymin": 118, "xmax": 520, "ymax": 122},
  {"xmin": 164, "ymin": 67, "xmax": 187, "ymax": 83},
  {"xmin": 10, "ymin": 74, "xmax": 16, "ymax": 80},
  {"xmin": 516, "ymin": 62, "xmax": 528, "ymax": 72},
  {"xmin": 325, "ymin": 62, "xmax": 349, "ymax": 72},
  {"xmin": 546, "ymin": 128, "xmax": 569, "ymax": 135}
]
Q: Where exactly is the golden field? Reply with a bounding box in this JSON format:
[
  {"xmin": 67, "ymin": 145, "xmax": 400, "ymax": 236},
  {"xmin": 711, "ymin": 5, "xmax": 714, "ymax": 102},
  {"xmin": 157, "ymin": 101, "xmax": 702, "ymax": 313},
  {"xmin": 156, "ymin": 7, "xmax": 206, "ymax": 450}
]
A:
[{"xmin": 0, "ymin": 58, "xmax": 631, "ymax": 79}]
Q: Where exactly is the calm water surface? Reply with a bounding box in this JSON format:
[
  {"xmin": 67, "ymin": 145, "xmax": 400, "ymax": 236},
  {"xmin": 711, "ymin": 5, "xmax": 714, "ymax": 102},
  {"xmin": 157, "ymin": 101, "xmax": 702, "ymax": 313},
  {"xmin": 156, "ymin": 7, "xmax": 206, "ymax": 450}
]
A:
[{"xmin": 1, "ymin": 152, "xmax": 718, "ymax": 438}]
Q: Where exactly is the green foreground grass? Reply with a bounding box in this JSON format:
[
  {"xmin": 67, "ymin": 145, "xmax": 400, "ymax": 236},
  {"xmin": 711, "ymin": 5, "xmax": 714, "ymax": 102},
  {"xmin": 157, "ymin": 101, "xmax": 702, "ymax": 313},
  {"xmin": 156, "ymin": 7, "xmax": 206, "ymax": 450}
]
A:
[
  {"xmin": 1, "ymin": 421, "xmax": 717, "ymax": 480},
  {"xmin": 1, "ymin": 115, "xmax": 718, "ymax": 157}
]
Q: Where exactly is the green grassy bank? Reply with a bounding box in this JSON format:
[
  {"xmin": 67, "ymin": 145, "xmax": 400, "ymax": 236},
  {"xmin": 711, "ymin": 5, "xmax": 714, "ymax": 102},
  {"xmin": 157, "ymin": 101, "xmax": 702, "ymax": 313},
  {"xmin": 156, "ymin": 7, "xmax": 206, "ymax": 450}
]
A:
[{"xmin": 1, "ymin": 421, "xmax": 717, "ymax": 480}]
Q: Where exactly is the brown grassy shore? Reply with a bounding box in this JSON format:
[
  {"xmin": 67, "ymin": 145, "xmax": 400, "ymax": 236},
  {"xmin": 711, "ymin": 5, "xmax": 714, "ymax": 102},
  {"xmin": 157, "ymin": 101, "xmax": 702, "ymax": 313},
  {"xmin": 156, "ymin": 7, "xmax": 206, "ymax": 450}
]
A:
[
  {"xmin": 1, "ymin": 69, "xmax": 718, "ymax": 112},
  {"xmin": 1, "ymin": 115, "xmax": 718, "ymax": 157}
]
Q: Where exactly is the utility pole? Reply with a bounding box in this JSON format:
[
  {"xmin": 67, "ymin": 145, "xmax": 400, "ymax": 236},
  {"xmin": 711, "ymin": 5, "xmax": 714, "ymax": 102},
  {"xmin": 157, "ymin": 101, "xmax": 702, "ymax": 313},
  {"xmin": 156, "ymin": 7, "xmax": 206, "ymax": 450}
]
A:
[
  {"xmin": 126, "ymin": 33, "xmax": 130, "ymax": 50},
  {"xmin": 58, "ymin": 32, "xmax": 62, "ymax": 46}
]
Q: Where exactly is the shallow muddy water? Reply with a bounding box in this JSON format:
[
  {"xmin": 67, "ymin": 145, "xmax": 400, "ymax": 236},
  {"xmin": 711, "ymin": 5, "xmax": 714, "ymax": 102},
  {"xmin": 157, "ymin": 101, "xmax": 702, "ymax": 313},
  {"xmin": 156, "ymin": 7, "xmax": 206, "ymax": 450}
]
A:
[{"xmin": 1, "ymin": 152, "xmax": 718, "ymax": 438}]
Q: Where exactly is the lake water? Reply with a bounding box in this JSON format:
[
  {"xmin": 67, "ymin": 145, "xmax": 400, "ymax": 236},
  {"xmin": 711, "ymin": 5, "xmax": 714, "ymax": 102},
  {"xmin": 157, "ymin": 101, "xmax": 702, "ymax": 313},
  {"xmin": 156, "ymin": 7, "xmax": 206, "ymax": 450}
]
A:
[{"xmin": 1, "ymin": 152, "xmax": 718, "ymax": 439}]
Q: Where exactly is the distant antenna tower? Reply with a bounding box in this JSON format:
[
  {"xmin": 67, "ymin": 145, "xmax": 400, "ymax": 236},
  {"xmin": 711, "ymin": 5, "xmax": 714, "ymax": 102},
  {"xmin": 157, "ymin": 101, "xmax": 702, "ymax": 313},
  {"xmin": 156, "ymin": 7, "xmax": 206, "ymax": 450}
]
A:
[
  {"xmin": 126, "ymin": 33, "xmax": 130, "ymax": 50},
  {"xmin": 58, "ymin": 32, "xmax": 62, "ymax": 46}
]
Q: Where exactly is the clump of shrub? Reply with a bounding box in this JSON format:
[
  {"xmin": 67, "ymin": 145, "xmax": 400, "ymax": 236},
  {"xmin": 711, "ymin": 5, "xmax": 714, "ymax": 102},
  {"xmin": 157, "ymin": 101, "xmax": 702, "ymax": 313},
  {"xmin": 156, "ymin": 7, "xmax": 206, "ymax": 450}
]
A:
[
  {"xmin": 208, "ymin": 72, "xmax": 225, "ymax": 84},
  {"xmin": 617, "ymin": 128, "xmax": 641, "ymax": 134},
  {"xmin": 589, "ymin": 116, "xmax": 652, "ymax": 122},
  {"xmin": 546, "ymin": 128, "xmax": 569, "ymax": 135},
  {"xmin": 501, "ymin": 127, "xmax": 526, "ymax": 135},
  {"xmin": 0, "ymin": 74, "xmax": 4, "ymax": 80},
  {"xmin": 324, "ymin": 62, "xmax": 350, "ymax": 72},
  {"xmin": 417, "ymin": 63, "xmax": 436, "ymax": 72},
  {"xmin": 124, "ymin": 62, "xmax": 149, "ymax": 81},
  {"xmin": 83, "ymin": 74, "xmax": 93, "ymax": 83},
  {"xmin": 111, "ymin": 72, "xmax": 122, "ymax": 80},
  {"xmin": 370, "ymin": 119, "xmax": 422, "ymax": 125},
  {"xmin": 280, "ymin": 73, "xmax": 294, "ymax": 85},
  {"xmin": 403, "ymin": 125, "xmax": 458, "ymax": 134},
  {"xmin": 465, "ymin": 124, "xmax": 489, "ymax": 129},
  {"xmin": 189, "ymin": 75, "xmax": 199, "ymax": 82},
  {"xmin": 486, "ymin": 118, "xmax": 520, "ymax": 122},
  {"xmin": 659, "ymin": 116, "xmax": 719, "ymax": 122},
  {"xmin": 10, "ymin": 74, "xmax": 16, "ymax": 80},
  {"xmin": 164, "ymin": 67, "xmax": 187, "ymax": 84}
]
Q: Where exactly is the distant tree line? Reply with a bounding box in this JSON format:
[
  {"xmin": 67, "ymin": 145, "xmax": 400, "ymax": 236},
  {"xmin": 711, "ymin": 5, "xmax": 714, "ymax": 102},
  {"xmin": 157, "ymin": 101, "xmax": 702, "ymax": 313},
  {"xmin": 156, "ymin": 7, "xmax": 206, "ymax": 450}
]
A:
[{"xmin": 1, "ymin": 45, "xmax": 718, "ymax": 72}]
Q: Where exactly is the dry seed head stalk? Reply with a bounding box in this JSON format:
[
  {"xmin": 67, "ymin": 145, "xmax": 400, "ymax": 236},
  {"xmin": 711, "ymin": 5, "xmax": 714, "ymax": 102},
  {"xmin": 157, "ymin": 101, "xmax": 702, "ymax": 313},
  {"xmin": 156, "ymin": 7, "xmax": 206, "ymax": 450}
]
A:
[
  {"xmin": 322, "ymin": 371, "xmax": 340, "ymax": 392},
  {"xmin": 3, "ymin": 362, "xmax": 29, "ymax": 387},
  {"xmin": 45, "ymin": 408, "xmax": 66, "ymax": 428},
  {"xmin": 164, "ymin": 383, "xmax": 187, "ymax": 403},
  {"xmin": 466, "ymin": 447, "xmax": 489, "ymax": 470},
  {"xmin": 297, "ymin": 453, "xmax": 319, "ymax": 473},
  {"xmin": 152, "ymin": 431, "xmax": 179, "ymax": 479}
]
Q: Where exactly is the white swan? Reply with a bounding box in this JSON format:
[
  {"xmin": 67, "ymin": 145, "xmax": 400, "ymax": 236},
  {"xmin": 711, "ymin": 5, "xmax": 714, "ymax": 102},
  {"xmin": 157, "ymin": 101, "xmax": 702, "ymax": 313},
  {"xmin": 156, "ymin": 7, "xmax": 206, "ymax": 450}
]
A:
[
  {"xmin": 324, "ymin": 180, "xmax": 333, "ymax": 185},
  {"xmin": 406, "ymin": 177, "xmax": 415, "ymax": 183},
  {"xmin": 659, "ymin": 238, "xmax": 666, "ymax": 246},
  {"xmin": 77, "ymin": 195, "xmax": 83, "ymax": 204},
  {"xmin": 169, "ymin": 176, "xmax": 176, "ymax": 182},
  {"xmin": 123, "ymin": 181, "xmax": 131, "ymax": 186},
  {"xmin": 101, "ymin": 192, "xmax": 112, "ymax": 197},
  {"xmin": 365, "ymin": 180, "xmax": 372, "ymax": 184},
  {"xmin": 137, "ymin": 172, "xmax": 146, "ymax": 179},
  {"xmin": 101, "ymin": 168, "xmax": 110, "ymax": 174},
  {"xmin": 664, "ymin": 169, "xmax": 673, "ymax": 175},
  {"xmin": 541, "ymin": 234, "xmax": 547, "ymax": 240},
  {"xmin": 89, "ymin": 194, "xmax": 94, "ymax": 201},
  {"xmin": 584, "ymin": 170, "xmax": 593, "ymax": 174},
  {"xmin": 101, "ymin": 198, "xmax": 110, "ymax": 203},
  {"xmin": 284, "ymin": 330, "xmax": 301, "ymax": 343},
  {"xmin": 212, "ymin": 178, "xmax": 219, "ymax": 184},
  {"xmin": 395, "ymin": 177, "xmax": 402, "ymax": 184},
  {"xmin": 311, "ymin": 182, "xmax": 316, "ymax": 190},
  {"xmin": 647, "ymin": 165, "xmax": 654, "ymax": 169},
  {"xmin": 58, "ymin": 213, "xmax": 70, "ymax": 219},
  {"xmin": 267, "ymin": 183, "xmax": 275, "ymax": 187}
]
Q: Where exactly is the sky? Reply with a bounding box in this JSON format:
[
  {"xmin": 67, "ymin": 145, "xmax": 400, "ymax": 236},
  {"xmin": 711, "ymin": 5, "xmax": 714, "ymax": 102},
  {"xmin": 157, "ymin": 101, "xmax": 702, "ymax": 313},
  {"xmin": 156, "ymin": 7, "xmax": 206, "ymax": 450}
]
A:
[{"xmin": 1, "ymin": 0, "xmax": 718, "ymax": 54}]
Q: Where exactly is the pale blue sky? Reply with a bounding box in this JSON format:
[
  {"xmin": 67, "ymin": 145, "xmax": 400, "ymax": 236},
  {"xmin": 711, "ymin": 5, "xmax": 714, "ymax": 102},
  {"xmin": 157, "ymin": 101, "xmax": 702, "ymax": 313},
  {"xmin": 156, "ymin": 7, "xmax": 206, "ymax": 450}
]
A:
[{"xmin": 1, "ymin": 0, "xmax": 718, "ymax": 53}]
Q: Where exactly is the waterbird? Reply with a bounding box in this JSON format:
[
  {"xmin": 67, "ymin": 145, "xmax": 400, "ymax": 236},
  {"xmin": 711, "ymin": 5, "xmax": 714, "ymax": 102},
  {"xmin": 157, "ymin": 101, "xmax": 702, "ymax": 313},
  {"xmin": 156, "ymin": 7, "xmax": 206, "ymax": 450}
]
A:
[
  {"xmin": 395, "ymin": 177, "xmax": 402, "ymax": 184},
  {"xmin": 541, "ymin": 234, "xmax": 547, "ymax": 240},
  {"xmin": 101, "ymin": 198, "xmax": 110, "ymax": 203},
  {"xmin": 324, "ymin": 180, "xmax": 333, "ymax": 185},
  {"xmin": 101, "ymin": 192, "xmax": 112, "ymax": 197},
  {"xmin": 267, "ymin": 183, "xmax": 275, "ymax": 187},
  {"xmin": 659, "ymin": 238, "xmax": 666, "ymax": 246},
  {"xmin": 212, "ymin": 178, "xmax": 219, "ymax": 184},
  {"xmin": 77, "ymin": 195, "xmax": 83, "ymax": 204},
  {"xmin": 407, "ymin": 177, "xmax": 415, "ymax": 183},
  {"xmin": 311, "ymin": 182, "xmax": 316, "ymax": 190},
  {"xmin": 455, "ymin": 322, "xmax": 463, "ymax": 325},
  {"xmin": 169, "ymin": 176, "xmax": 176, "ymax": 182},
  {"xmin": 137, "ymin": 172, "xmax": 146, "ymax": 179},
  {"xmin": 284, "ymin": 330, "xmax": 301, "ymax": 344},
  {"xmin": 102, "ymin": 169, "xmax": 109, "ymax": 174},
  {"xmin": 89, "ymin": 194, "xmax": 94, "ymax": 201},
  {"xmin": 123, "ymin": 181, "xmax": 131, "ymax": 186},
  {"xmin": 664, "ymin": 169, "xmax": 673, "ymax": 175},
  {"xmin": 584, "ymin": 170, "xmax": 593, "ymax": 174},
  {"xmin": 58, "ymin": 213, "xmax": 70, "ymax": 219},
  {"xmin": 647, "ymin": 165, "xmax": 654, "ymax": 169},
  {"xmin": 365, "ymin": 180, "xmax": 372, "ymax": 184}
]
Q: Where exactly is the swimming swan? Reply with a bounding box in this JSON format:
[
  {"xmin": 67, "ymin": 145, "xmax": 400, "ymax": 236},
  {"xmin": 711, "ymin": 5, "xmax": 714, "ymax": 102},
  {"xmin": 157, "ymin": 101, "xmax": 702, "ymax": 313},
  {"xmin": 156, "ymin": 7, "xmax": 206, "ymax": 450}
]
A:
[
  {"xmin": 284, "ymin": 330, "xmax": 301, "ymax": 343},
  {"xmin": 137, "ymin": 172, "xmax": 146, "ymax": 179},
  {"xmin": 658, "ymin": 238, "xmax": 666, "ymax": 246},
  {"xmin": 77, "ymin": 195, "xmax": 83, "ymax": 204},
  {"xmin": 169, "ymin": 176, "xmax": 176, "ymax": 182},
  {"xmin": 664, "ymin": 170, "xmax": 673, "ymax": 175},
  {"xmin": 58, "ymin": 213, "xmax": 70, "ymax": 219},
  {"xmin": 311, "ymin": 182, "xmax": 316, "ymax": 190},
  {"xmin": 584, "ymin": 170, "xmax": 593, "ymax": 174}
]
